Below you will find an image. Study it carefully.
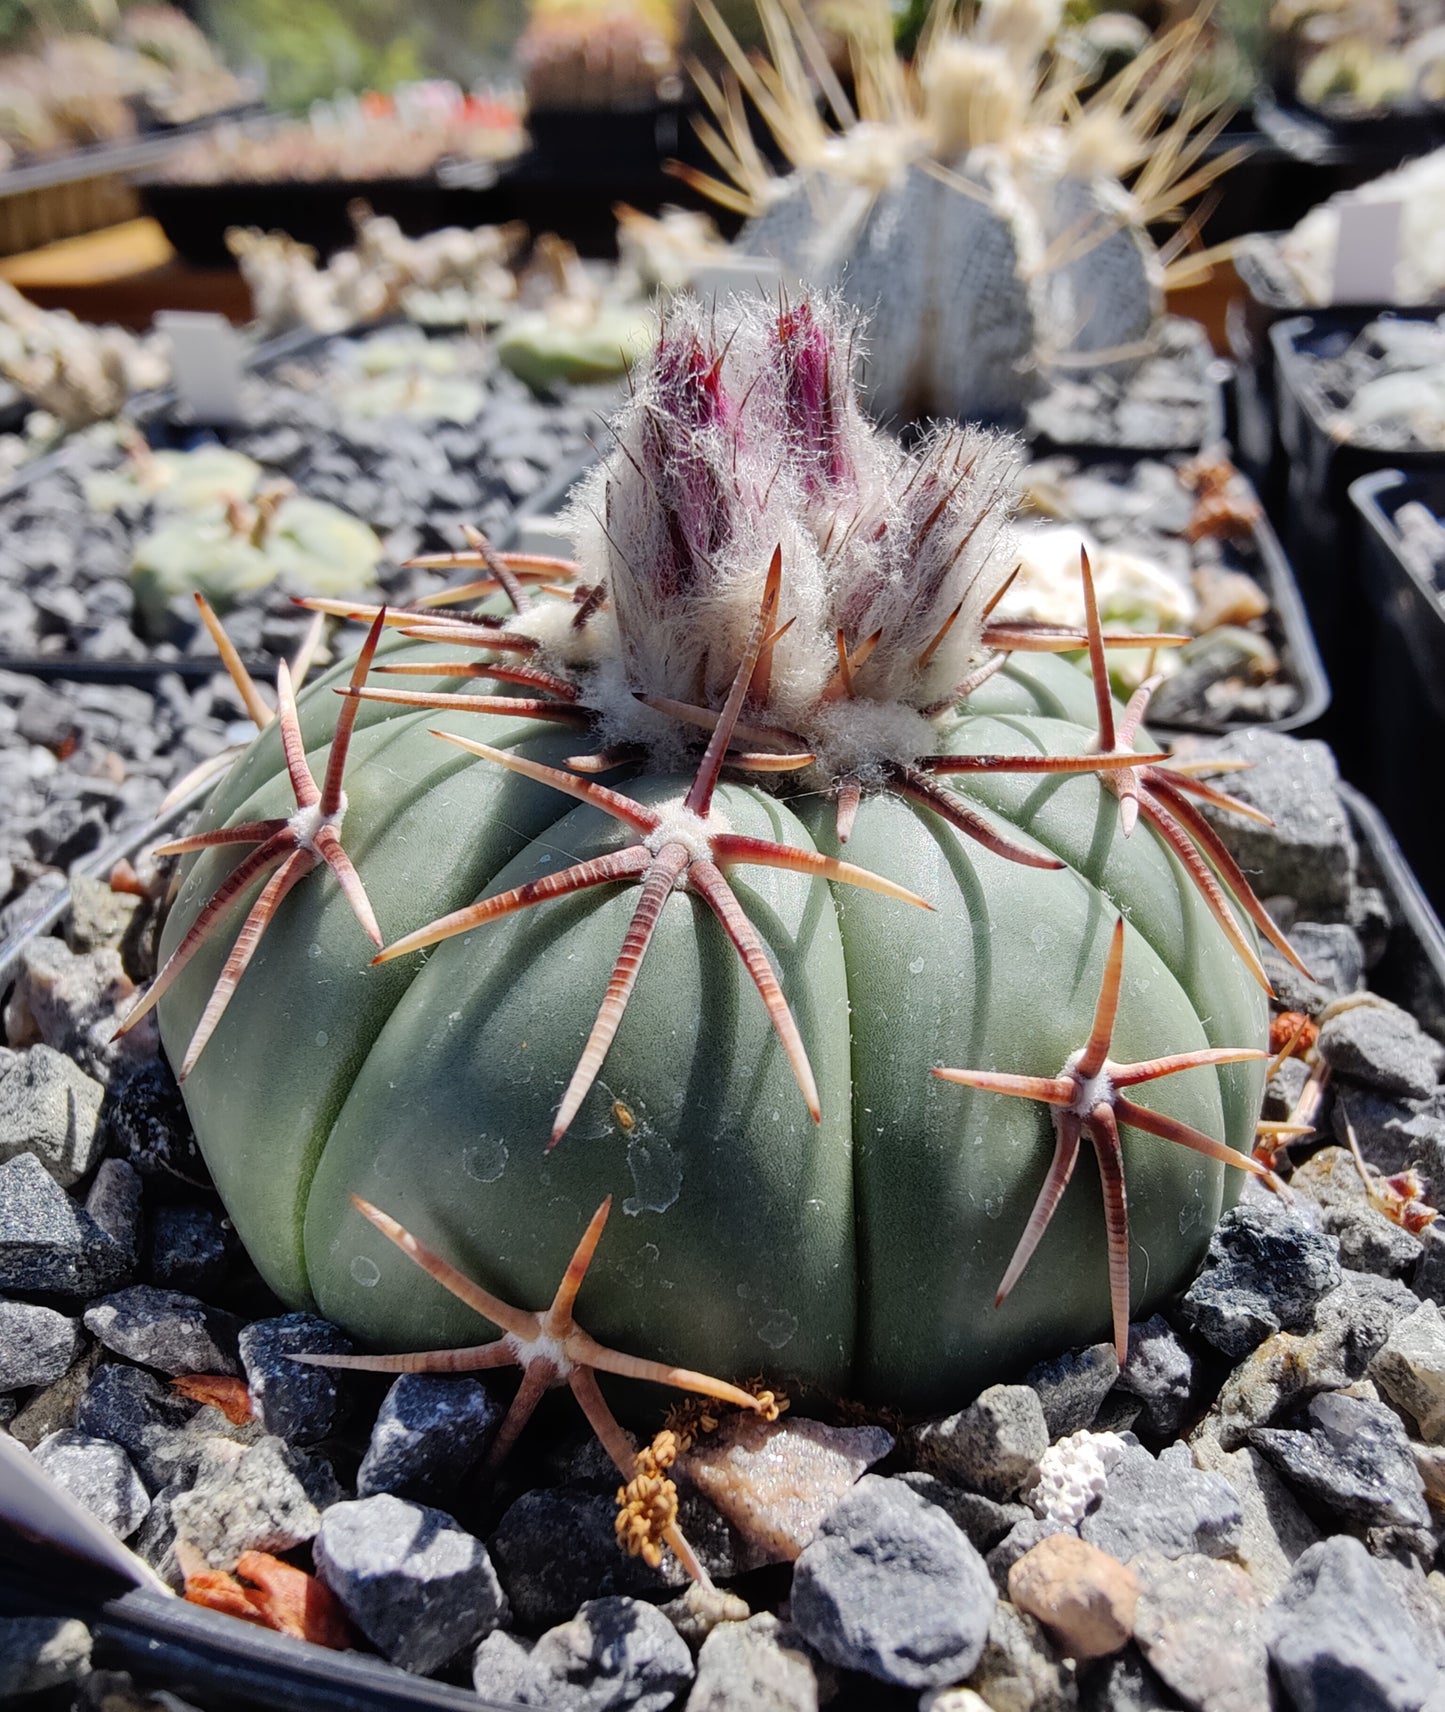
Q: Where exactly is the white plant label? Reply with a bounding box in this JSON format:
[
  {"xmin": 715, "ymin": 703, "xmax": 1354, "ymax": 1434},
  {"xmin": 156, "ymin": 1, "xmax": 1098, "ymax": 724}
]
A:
[
  {"xmin": 156, "ymin": 310, "xmax": 246, "ymax": 425},
  {"xmin": 1331, "ymin": 198, "xmax": 1403, "ymax": 304}
]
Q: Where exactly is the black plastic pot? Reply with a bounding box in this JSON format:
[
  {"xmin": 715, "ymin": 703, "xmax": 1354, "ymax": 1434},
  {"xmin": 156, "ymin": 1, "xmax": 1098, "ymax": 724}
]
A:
[
  {"xmin": 1252, "ymin": 88, "xmax": 1444, "ymax": 180},
  {"xmin": 1229, "ymin": 238, "xmax": 1444, "ymax": 509},
  {"xmin": 1269, "ymin": 308, "xmax": 1445, "ymax": 771},
  {"xmin": 0, "ymin": 1526, "xmax": 524, "ymax": 1712},
  {"xmin": 1350, "ymin": 468, "xmax": 1445, "ymax": 913}
]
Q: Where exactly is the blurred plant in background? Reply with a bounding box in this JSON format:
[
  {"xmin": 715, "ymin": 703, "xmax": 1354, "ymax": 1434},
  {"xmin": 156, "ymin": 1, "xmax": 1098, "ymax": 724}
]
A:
[{"xmin": 197, "ymin": 0, "xmax": 530, "ymax": 110}]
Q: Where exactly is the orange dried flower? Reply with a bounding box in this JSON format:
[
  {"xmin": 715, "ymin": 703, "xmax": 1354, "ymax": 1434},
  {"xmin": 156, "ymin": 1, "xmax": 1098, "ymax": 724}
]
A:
[
  {"xmin": 171, "ymin": 1374, "xmax": 253, "ymax": 1425},
  {"xmin": 181, "ymin": 1548, "xmax": 353, "ymax": 1650},
  {"xmin": 1269, "ymin": 1011, "xmax": 1318, "ymax": 1060}
]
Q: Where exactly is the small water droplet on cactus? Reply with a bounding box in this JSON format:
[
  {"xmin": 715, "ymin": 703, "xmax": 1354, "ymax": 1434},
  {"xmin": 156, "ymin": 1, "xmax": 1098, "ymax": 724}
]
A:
[
  {"xmin": 351, "ymin": 1255, "xmax": 381, "ymax": 1287},
  {"xmin": 463, "ymin": 1137, "xmax": 508, "ymax": 1183}
]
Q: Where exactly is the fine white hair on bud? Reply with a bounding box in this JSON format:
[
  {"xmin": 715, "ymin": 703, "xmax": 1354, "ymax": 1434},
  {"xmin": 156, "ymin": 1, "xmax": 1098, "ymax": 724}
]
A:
[{"xmin": 562, "ymin": 289, "xmax": 1022, "ymax": 773}]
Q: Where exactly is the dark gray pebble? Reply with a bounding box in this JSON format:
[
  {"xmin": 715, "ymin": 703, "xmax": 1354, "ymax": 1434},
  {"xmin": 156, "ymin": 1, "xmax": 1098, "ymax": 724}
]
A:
[
  {"xmin": 315, "ymin": 1493, "xmax": 508, "ymax": 1675},
  {"xmin": 790, "ymin": 1473, "xmax": 996, "ymax": 1690},
  {"xmin": 1179, "ymin": 1203, "xmax": 1342, "ymax": 1358},
  {"xmin": 0, "ymin": 1152, "xmax": 131, "ymax": 1299},
  {"xmin": 356, "ymin": 1371, "xmax": 501, "ymax": 1502},
  {"xmin": 1250, "ymin": 1390, "xmax": 1431, "ymax": 1529},
  {"xmin": 239, "ymin": 1312, "xmax": 356, "ymax": 1445}
]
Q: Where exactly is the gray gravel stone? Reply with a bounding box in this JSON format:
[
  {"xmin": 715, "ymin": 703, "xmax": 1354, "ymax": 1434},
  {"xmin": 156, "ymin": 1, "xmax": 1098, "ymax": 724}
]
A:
[
  {"xmin": 1189, "ymin": 1430, "xmax": 1320, "ymax": 1602},
  {"xmin": 473, "ymin": 1631, "xmax": 539, "ymax": 1705},
  {"xmin": 1318, "ymin": 1001, "xmax": 1444, "ymax": 1100},
  {"xmin": 897, "ymin": 1472, "xmax": 1029, "ymax": 1552},
  {"xmin": 790, "ymin": 1474, "xmax": 997, "ymax": 1689},
  {"xmin": 83, "ymin": 1158, "xmax": 142, "ymax": 1265},
  {"xmin": 1024, "ymin": 1343, "xmax": 1119, "ymax": 1438},
  {"xmin": 1291, "ymin": 1147, "xmax": 1424, "ymax": 1276},
  {"xmin": 357, "ymin": 1371, "xmax": 501, "ymax": 1501},
  {"xmin": 0, "ymin": 1616, "xmax": 91, "ymax": 1699},
  {"xmin": 686, "ymin": 1613, "xmax": 819, "ymax": 1712},
  {"xmin": 490, "ymin": 1483, "xmax": 683, "ymax": 1632},
  {"xmin": 1078, "ymin": 1647, "xmax": 1185, "ymax": 1712},
  {"xmin": 913, "ymin": 1384, "xmax": 1049, "ymax": 1498},
  {"xmin": 0, "ymin": 1297, "xmax": 80, "ymax": 1390},
  {"xmin": 1285, "ymin": 922, "xmax": 1365, "ymax": 999},
  {"xmin": 1371, "ymin": 1299, "xmax": 1445, "ymax": 1442},
  {"xmin": 169, "ymin": 1434, "xmax": 341, "ymax": 1569},
  {"xmin": 32, "ymin": 1428, "xmax": 149, "ymax": 1539},
  {"xmin": 1266, "ymin": 1536, "xmax": 1438, "ymax": 1712},
  {"xmin": 316, "ymin": 1493, "xmax": 508, "ymax": 1675},
  {"xmin": 1178, "ymin": 1204, "xmax": 1342, "ymax": 1358},
  {"xmin": 84, "ymin": 1286, "xmax": 241, "ymax": 1376},
  {"xmin": 1332, "ymin": 1087, "xmax": 1445, "ymax": 1182},
  {"xmin": 142, "ymin": 1203, "xmax": 233, "ymax": 1295},
  {"xmin": 1114, "ymin": 1316, "xmax": 1197, "ymax": 1438},
  {"xmin": 962, "ymin": 1599, "xmax": 1074, "ymax": 1712},
  {"xmin": 1250, "ymin": 1390, "xmax": 1431, "ymax": 1528},
  {"xmin": 239, "ymin": 1312, "xmax": 356, "ymax": 1444},
  {"xmin": 0, "ymin": 1043, "xmax": 105, "ymax": 1185},
  {"xmin": 7, "ymin": 1342, "xmax": 101, "ymax": 1447},
  {"xmin": 1192, "ymin": 731, "xmax": 1355, "ymax": 912},
  {"xmin": 0, "ymin": 1151, "xmax": 130, "ymax": 1297},
  {"xmin": 1130, "ymin": 1551, "xmax": 1267, "ymax": 1712},
  {"xmin": 1080, "ymin": 1444, "xmax": 1242, "ymax": 1561},
  {"xmin": 1210, "ymin": 1270, "xmax": 1422, "ymax": 1448},
  {"xmin": 4, "ymin": 937, "xmax": 135, "ymax": 1076},
  {"xmin": 516, "ymin": 1597, "xmax": 695, "ymax": 1711}
]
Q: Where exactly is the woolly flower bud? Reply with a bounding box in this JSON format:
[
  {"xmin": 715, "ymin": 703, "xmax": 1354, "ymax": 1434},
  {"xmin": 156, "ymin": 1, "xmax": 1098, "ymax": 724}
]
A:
[
  {"xmin": 772, "ymin": 296, "xmax": 863, "ymax": 499},
  {"xmin": 830, "ymin": 422, "xmax": 1021, "ymax": 709},
  {"xmin": 563, "ymin": 289, "xmax": 1020, "ymax": 761}
]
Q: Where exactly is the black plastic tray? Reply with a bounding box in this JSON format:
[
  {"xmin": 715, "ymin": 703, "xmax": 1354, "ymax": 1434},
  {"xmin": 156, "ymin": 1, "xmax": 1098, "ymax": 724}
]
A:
[
  {"xmin": 1229, "ymin": 238, "xmax": 1443, "ymax": 507},
  {"xmin": 0, "ymin": 1527, "xmax": 525, "ymax": 1712},
  {"xmin": 139, "ymin": 164, "xmax": 510, "ymax": 268},
  {"xmin": 1350, "ymin": 468, "xmax": 1445, "ymax": 913},
  {"xmin": 1269, "ymin": 308, "xmax": 1445, "ymax": 771}
]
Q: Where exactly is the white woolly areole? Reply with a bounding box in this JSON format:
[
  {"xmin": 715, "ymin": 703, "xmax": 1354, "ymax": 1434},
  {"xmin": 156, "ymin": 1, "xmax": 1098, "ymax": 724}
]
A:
[
  {"xmin": 1061, "ymin": 1045, "xmax": 1116, "ymax": 1118},
  {"xmin": 1025, "ymin": 1430, "xmax": 1129, "ymax": 1526},
  {"xmin": 803, "ymin": 699, "xmax": 937, "ymax": 792},
  {"xmin": 511, "ymin": 598, "xmax": 614, "ymax": 670},
  {"xmin": 504, "ymin": 1329, "xmax": 572, "ymax": 1376},
  {"xmin": 287, "ymin": 798, "xmax": 345, "ymax": 853},
  {"xmin": 646, "ymin": 800, "xmax": 724, "ymax": 866}
]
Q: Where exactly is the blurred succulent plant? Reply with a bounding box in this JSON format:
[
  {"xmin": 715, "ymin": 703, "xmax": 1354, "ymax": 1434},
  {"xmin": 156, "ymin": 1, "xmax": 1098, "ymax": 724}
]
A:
[
  {"xmin": 130, "ymin": 482, "xmax": 383, "ymax": 634},
  {"xmin": 680, "ymin": 0, "xmax": 1241, "ymax": 425}
]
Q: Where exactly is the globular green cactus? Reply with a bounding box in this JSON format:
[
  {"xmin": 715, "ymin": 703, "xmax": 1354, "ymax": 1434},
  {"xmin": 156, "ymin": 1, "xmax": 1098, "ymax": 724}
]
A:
[
  {"xmin": 129, "ymin": 483, "xmax": 383, "ymax": 634},
  {"xmin": 685, "ymin": 0, "xmax": 1236, "ymax": 426},
  {"xmin": 134, "ymin": 293, "xmax": 1296, "ymax": 1426}
]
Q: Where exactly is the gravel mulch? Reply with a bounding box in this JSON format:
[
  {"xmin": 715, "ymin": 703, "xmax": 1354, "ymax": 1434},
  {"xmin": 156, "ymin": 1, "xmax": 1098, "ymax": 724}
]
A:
[{"xmin": 2, "ymin": 720, "xmax": 1445, "ymax": 1710}]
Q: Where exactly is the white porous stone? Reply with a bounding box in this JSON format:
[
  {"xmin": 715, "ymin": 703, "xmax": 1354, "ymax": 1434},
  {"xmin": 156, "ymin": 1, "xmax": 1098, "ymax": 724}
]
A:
[{"xmin": 1024, "ymin": 1430, "xmax": 1129, "ymax": 1527}]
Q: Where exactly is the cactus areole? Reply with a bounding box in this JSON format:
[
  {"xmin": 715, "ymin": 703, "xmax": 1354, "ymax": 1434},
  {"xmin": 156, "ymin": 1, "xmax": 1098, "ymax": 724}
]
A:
[{"xmin": 152, "ymin": 295, "xmax": 1277, "ymax": 1416}]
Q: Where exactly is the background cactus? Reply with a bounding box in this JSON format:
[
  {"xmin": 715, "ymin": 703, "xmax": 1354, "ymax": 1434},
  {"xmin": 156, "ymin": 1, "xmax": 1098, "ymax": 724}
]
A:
[
  {"xmin": 148, "ymin": 293, "xmax": 1272, "ymax": 1416},
  {"xmin": 683, "ymin": 0, "xmax": 1238, "ymax": 426}
]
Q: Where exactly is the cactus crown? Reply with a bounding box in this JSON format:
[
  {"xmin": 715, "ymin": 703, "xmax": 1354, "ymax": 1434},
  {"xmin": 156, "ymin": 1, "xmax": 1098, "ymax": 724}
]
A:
[{"xmin": 562, "ymin": 293, "xmax": 1017, "ymax": 782}]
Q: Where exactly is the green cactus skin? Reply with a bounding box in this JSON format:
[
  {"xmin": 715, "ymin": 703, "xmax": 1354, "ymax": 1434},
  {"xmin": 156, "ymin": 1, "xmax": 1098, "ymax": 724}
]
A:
[{"xmin": 157, "ymin": 639, "xmax": 1264, "ymax": 1415}]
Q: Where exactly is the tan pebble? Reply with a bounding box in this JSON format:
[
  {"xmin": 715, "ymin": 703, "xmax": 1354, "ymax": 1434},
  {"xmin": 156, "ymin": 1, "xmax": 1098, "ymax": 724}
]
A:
[
  {"xmin": 1007, "ymin": 1532, "xmax": 1138, "ymax": 1660},
  {"xmin": 919, "ymin": 1690, "xmax": 991, "ymax": 1712},
  {"xmin": 678, "ymin": 1414, "xmax": 893, "ymax": 1564}
]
